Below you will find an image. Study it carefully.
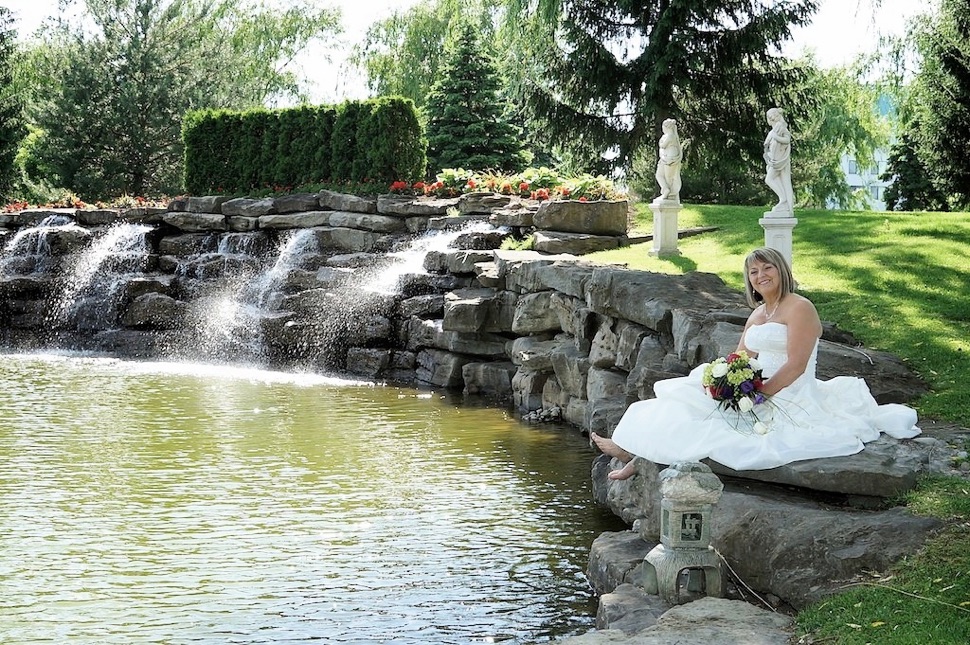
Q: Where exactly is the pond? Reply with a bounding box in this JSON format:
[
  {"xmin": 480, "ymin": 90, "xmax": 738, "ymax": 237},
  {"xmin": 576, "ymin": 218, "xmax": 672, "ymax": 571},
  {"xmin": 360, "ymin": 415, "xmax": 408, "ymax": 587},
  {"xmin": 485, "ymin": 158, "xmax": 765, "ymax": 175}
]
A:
[{"xmin": 0, "ymin": 353, "xmax": 625, "ymax": 644}]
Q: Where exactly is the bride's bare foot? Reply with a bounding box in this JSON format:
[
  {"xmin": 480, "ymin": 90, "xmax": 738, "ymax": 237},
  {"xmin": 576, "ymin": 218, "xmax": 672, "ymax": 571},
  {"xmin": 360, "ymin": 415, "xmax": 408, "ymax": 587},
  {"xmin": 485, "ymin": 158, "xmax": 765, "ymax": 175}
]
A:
[
  {"xmin": 590, "ymin": 432, "xmax": 634, "ymax": 462},
  {"xmin": 608, "ymin": 460, "xmax": 638, "ymax": 481}
]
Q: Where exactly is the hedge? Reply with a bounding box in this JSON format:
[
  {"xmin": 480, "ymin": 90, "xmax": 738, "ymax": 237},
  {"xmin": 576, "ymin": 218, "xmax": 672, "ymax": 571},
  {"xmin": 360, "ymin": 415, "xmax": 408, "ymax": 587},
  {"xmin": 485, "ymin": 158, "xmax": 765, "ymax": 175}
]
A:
[{"xmin": 182, "ymin": 98, "xmax": 426, "ymax": 195}]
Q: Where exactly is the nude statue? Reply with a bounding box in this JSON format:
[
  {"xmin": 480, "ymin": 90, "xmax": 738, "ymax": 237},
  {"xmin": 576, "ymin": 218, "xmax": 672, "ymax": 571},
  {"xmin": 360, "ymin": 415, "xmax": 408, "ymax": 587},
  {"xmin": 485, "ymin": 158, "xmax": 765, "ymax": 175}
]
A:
[{"xmin": 763, "ymin": 107, "xmax": 795, "ymax": 215}]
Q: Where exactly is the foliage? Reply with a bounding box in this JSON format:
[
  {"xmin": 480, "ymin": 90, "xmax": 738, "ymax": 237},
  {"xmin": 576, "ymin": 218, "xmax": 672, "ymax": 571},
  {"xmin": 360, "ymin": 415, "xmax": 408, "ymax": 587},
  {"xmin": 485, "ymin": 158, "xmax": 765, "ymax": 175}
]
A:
[
  {"xmin": 501, "ymin": 0, "xmax": 819, "ymax": 180},
  {"xmin": 389, "ymin": 166, "xmax": 622, "ymax": 202},
  {"xmin": 351, "ymin": 0, "xmax": 502, "ymax": 110},
  {"xmin": 424, "ymin": 20, "xmax": 525, "ymax": 175},
  {"xmin": 20, "ymin": 0, "xmax": 340, "ymax": 201},
  {"xmin": 589, "ymin": 203, "xmax": 970, "ymax": 424},
  {"xmin": 881, "ymin": 131, "xmax": 949, "ymax": 211},
  {"xmin": 183, "ymin": 98, "xmax": 425, "ymax": 194},
  {"xmin": 787, "ymin": 59, "xmax": 890, "ymax": 209},
  {"xmin": 908, "ymin": 0, "xmax": 970, "ymax": 208},
  {"xmin": 0, "ymin": 7, "xmax": 24, "ymax": 200}
]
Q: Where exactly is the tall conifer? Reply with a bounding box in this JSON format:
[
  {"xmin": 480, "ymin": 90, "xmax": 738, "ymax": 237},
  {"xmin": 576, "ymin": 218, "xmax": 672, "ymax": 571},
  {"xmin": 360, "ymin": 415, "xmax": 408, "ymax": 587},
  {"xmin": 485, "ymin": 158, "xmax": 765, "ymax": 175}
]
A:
[{"xmin": 424, "ymin": 21, "xmax": 525, "ymax": 175}]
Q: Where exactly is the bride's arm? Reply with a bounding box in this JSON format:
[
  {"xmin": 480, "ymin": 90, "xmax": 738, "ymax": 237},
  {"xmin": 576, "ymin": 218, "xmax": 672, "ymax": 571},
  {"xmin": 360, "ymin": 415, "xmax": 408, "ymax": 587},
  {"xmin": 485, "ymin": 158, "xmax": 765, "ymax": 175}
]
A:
[{"xmin": 761, "ymin": 297, "xmax": 822, "ymax": 396}]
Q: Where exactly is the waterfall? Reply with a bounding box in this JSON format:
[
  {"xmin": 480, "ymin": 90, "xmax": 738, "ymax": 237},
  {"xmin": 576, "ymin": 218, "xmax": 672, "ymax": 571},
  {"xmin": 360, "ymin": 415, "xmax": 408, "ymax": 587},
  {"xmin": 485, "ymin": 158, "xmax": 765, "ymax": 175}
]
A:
[
  {"xmin": 357, "ymin": 221, "xmax": 496, "ymax": 295},
  {"xmin": 0, "ymin": 215, "xmax": 82, "ymax": 277},
  {"xmin": 50, "ymin": 223, "xmax": 153, "ymax": 330},
  {"xmin": 186, "ymin": 229, "xmax": 320, "ymax": 363}
]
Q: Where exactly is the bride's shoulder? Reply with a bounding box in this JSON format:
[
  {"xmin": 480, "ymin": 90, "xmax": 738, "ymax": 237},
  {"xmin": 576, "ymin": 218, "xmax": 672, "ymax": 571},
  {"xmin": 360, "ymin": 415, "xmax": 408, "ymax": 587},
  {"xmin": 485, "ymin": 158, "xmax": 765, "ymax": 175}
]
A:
[{"xmin": 789, "ymin": 293, "xmax": 818, "ymax": 312}]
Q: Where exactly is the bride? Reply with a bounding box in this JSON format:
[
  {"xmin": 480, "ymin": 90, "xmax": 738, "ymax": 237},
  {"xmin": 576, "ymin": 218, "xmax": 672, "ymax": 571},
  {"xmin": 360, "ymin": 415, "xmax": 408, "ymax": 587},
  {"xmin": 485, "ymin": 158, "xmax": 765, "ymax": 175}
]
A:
[{"xmin": 592, "ymin": 247, "xmax": 921, "ymax": 480}]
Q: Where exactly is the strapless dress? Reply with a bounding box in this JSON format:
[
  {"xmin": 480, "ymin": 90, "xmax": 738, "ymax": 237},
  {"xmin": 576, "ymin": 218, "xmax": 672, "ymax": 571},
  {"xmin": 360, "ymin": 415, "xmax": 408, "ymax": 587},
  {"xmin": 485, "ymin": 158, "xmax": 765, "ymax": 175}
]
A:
[{"xmin": 610, "ymin": 322, "xmax": 920, "ymax": 471}]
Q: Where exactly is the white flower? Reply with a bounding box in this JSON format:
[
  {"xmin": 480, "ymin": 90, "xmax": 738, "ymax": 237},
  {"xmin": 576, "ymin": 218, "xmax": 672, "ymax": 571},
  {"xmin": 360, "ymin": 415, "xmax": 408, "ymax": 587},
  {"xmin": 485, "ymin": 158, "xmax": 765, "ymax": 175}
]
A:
[
  {"xmin": 753, "ymin": 421, "xmax": 770, "ymax": 435},
  {"xmin": 749, "ymin": 357, "xmax": 762, "ymax": 371},
  {"xmin": 712, "ymin": 363, "xmax": 730, "ymax": 378},
  {"xmin": 738, "ymin": 396, "xmax": 754, "ymax": 413}
]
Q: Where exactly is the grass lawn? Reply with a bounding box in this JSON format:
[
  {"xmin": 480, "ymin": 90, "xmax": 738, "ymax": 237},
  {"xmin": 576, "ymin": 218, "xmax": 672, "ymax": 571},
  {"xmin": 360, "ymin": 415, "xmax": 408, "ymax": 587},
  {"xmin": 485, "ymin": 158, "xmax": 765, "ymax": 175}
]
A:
[
  {"xmin": 587, "ymin": 203, "xmax": 970, "ymax": 425},
  {"xmin": 587, "ymin": 202, "xmax": 970, "ymax": 643}
]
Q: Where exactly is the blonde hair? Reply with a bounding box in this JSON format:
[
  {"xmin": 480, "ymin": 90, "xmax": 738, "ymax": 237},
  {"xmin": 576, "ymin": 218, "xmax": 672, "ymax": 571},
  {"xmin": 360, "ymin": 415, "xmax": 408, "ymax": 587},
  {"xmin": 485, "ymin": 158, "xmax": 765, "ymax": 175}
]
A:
[{"xmin": 743, "ymin": 247, "xmax": 796, "ymax": 308}]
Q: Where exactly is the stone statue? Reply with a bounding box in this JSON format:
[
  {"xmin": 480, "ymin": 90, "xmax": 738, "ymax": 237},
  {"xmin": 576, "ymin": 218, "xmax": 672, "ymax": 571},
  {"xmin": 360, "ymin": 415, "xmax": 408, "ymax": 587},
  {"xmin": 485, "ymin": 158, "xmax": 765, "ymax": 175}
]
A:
[
  {"xmin": 763, "ymin": 107, "xmax": 794, "ymax": 216},
  {"xmin": 655, "ymin": 118, "xmax": 682, "ymax": 203}
]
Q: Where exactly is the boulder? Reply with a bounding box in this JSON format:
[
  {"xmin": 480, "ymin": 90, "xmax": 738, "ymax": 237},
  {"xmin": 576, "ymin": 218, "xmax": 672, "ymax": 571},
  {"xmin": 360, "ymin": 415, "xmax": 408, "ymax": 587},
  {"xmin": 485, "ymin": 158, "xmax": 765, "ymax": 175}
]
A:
[
  {"xmin": 258, "ymin": 211, "xmax": 332, "ymax": 229},
  {"xmin": 274, "ymin": 193, "xmax": 320, "ymax": 213},
  {"xmin": 462, "ymin": 361, "xmax": 517, "ymax": 400},
  {"xmin": 534, "ymin": 230, "xmax": 623, "ymax": 255},
  {"xmin": 185, "ymin": 196, "xmax": 229, "ymax": 214},
  {"xmin": 328, "ymin": 211, "xmax": 408, "ymax": 233},
  {"xmin": 458, "ymin": 192, "xmax": 512, "ymax": 214},
  {"xmin": 511, "ymin": 291, "xmax": 562, "ymax": 334},
  {"xmin": 378, "ymin": 195, "xmax": 458, "ymax": 216},
  {"xmin": 407, "ymin": 318, "xmax": 508, "ymax": 357},
  {"xmin": 221, "ymin": 197, "xmax": 276, "ymax": 217},
  {"xmin": 443, "ymin": 287, "xmax": 517, "ymax": 333},
  {"xmin": 121, "ymin": 293, "xmax": 186, "ymax": 329},
  {"xmin": 511, "ymin": 367, "xmax": 551, "ymax": 411},
  {"xmin": 76, "ymin": 209, "xmax": 120, "ymax": 226},
  {"xmin": 533, "ymin": 199, "xmax": 629, "ymax": 235},
  {"xmin": 319, "ymin": 190, "xmax": 379, "ymax": 214},
  {"xmin": 591, "ymin": 461, "xmax": 944, "ymax": 609},
  {"xmin": 161, "ymin": 212, "xmax": 227, "ymax": 232},
  {"xmin": 416, "ymin": 348, "xmax": 477, "ymax": 387},
  {"xmin": 585, "ymin": 268, "xmax": 748, "ymax": 330}
]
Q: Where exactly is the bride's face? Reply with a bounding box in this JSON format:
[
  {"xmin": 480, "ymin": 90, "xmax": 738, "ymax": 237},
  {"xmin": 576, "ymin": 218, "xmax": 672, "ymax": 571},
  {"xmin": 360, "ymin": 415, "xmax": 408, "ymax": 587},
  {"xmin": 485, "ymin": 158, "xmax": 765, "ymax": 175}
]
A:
[{"xmin": 747, "ymin": 260, "xmax": 780, "ymax": 299}]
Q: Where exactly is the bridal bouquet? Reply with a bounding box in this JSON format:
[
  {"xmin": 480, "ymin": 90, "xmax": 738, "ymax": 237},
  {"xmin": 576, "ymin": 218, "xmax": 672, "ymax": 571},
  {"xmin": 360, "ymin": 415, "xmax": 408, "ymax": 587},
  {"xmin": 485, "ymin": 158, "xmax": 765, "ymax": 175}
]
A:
[{"xmin": 702, "ymin": 351, "xmax": 771, "ymax": 434}]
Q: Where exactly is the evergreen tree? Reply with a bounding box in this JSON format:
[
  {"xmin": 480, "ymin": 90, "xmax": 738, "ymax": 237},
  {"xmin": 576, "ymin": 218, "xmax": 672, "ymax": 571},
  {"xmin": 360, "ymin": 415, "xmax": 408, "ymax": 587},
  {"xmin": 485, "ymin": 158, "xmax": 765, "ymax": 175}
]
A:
[
  {"xmin": 910, "ymin": 0, "xmax": 970, "ymax": 207},
  {"xmin": 503, "ymin": 0, "xmax": 819, "ymax": 178},
  {"xmin": 0, "ymin": 7, "xmax": 24, "ymax": 199},
  {"xmin": 881, "ymin": 130, "xmax": 949, "ymax": 211},
  {"xmin": 424, "ymin": 20, "xmax": 525, "ymax": 175},
  {"xmin": 27, "ymin": 0, "xmax": 340, "ymax": 199}
]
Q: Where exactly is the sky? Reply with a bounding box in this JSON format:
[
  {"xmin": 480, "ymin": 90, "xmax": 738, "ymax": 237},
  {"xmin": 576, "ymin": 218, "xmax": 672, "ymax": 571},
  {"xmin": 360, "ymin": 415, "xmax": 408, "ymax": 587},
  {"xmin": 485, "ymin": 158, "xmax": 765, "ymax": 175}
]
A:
[{"xmin": 5, "ymin": 0, "xmax": 931, "ymax": 103}]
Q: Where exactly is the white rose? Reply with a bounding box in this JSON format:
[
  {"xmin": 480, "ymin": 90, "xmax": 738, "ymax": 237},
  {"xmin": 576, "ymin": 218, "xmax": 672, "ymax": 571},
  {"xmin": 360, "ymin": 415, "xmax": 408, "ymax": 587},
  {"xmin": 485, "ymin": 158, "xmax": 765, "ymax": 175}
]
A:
[
  {"xmin": 712, "ymin": 363, "xmax": 730, "ymax": 378},
  {"xmin": 753, "ymin": 422, "xmax": 770, "ymax": 435},
  {"xmin": 738, "ymin": 397, "xmax": 754, "ymax": 413},
  {"xmin": 749, "ymin": 358, "xmax": 762, "ymax": 371}
]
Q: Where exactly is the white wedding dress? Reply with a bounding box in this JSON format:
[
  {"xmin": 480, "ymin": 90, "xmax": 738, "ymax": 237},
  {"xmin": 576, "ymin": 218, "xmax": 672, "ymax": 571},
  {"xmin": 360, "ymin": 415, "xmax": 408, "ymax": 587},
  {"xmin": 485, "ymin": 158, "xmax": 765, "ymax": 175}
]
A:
[{"xmin": 610, "ymin": 322, "xmax": 921, "ymax": 471}]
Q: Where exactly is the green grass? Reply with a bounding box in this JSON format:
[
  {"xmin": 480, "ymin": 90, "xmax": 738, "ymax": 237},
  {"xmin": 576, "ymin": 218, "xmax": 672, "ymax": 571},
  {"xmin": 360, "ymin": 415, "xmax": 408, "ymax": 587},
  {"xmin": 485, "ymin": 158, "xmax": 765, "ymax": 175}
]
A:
[
  {"xmin": 588, "ymin": 203, "xmax": 970, "ymax": 424},
  {"xmin": 588, "ymin": 203, "xmax": 970, "ymax": 643},
  {"xmin": 794, "ymin": 476, "xmax": 970, "ymax": 644}
]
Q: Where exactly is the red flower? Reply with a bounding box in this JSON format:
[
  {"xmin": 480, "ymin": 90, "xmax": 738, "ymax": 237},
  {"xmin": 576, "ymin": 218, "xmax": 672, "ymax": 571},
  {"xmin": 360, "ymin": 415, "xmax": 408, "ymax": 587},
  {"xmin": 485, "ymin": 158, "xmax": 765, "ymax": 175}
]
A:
[
  {"xmin": 519, "ymin": 181, "xmax": 530, "ymax": 191},
  {"xmin": 466, "ymin": 178, "xmax": 477, "ymax": 189},
  {"xmin": 579, "ymin": 196, "xmax": 588, "ymax": 202},
  {"xmin": 727, "ymin": 353, "xmax": 741, "ymax": 363}
]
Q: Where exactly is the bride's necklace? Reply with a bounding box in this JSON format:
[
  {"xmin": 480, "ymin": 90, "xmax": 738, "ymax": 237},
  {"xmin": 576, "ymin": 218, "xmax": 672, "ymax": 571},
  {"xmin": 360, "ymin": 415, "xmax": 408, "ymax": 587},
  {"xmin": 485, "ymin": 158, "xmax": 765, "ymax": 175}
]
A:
[{"xmin": 764, "ymin": 299, "xmax": 781, "ymax": 321}]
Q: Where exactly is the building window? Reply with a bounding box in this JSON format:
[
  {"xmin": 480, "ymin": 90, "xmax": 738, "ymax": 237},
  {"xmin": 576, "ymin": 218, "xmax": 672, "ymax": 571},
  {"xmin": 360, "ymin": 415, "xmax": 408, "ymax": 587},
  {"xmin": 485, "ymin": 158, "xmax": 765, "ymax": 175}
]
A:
[
  {"xmin": 870, "ymin": 185, "xmax": 883, "ymax": 200},
  {"xmin": 847, "ymin": 158, "xmax": 859, "ymax": 174}
]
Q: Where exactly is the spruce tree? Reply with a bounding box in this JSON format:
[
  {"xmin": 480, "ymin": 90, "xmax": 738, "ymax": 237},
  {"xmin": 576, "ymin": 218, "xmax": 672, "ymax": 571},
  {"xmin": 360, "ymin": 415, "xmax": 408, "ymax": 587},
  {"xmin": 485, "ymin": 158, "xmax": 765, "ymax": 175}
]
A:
[
  {"xmin": 503, "ymin": 0, "xmax": 818, "ymax": 178},
  {"xmin": 424, "ymin": 20, "xmax": 524, "ymax": 175},
  {"xmin": 910, "ymin": 0, "xmax": 970, "ymax": 206},
  {"xmin": 0, "ymin": 7, "xmax": 24, "ymax": 199}
]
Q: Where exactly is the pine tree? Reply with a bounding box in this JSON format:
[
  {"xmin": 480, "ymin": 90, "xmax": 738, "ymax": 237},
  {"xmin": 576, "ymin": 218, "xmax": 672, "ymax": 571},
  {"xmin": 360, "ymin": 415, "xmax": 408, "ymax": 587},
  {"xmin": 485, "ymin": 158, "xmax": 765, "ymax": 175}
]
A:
[
  {"xmin": 424, "ymin": 20, "xmax": 525, "ymax": 175},
  {"xmin": 0, "ymin": 7, "xmax": 25, "ymax": 199},
  {"xmin": 910, "ymin": 0, "xmax": 970, "ymax": 207},
  {"xmin": 503, "ymin": 0, "xmax": 818, "ymax": 178},
  {"xmin": 881, "ymin": 131, "xmax": 949, "ymax": 211}
]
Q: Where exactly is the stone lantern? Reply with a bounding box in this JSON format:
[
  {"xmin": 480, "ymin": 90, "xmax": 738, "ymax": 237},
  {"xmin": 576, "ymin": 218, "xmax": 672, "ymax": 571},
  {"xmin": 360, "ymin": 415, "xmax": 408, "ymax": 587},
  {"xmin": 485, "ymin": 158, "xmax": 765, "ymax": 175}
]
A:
[{"xmin": 642, "ymin": 461, "xmax": 725, "ymax": 605}]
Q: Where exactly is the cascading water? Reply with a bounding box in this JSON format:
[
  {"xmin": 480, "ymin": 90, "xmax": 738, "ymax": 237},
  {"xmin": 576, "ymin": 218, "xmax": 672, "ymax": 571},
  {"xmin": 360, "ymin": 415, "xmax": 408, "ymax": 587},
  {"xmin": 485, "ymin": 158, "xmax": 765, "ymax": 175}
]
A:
[
  {"xmin": 358, "ymin": 221, "xmax": 498, "ymax": 295},
  {"xmin": 50, "ymin": 222, "xmax": 153, "ymax": 331},
  {"xmin": 0, "ymin": 215, "xmax": 84, "ymax": 277},
  {"xmin": 187, "ymin": 229, "xmax": 320, "ymax": 363}
]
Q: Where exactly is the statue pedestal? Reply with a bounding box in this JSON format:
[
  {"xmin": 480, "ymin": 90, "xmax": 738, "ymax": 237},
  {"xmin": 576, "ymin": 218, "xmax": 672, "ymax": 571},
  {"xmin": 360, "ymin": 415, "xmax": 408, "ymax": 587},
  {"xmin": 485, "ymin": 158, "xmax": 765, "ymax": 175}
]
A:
[
  {"xmin": 649, "ymin": 199, "xmax": 682, "ymax": 257},
  {"xmin": 759, "ymin": 215, "xmax": 798, "ymax": 268}
]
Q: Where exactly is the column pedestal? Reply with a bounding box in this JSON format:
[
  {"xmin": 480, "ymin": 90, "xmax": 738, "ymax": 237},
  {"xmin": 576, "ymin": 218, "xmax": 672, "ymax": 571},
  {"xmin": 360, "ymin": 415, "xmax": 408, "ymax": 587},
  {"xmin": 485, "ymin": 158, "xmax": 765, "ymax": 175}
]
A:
[
  {"xmin": 649, "ymin": 199, "xmax": 682, "ymax": 257},
  {"xmin": 759, "ymin": 215, "xmax": 798, "ymax": 268}
]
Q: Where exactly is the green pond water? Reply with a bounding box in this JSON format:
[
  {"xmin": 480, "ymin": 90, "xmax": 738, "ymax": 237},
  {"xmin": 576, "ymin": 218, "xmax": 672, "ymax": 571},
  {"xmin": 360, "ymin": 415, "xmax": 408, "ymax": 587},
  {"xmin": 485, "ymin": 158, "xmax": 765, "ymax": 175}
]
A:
[{"xmin": 0, "ymin": 352, "xmax": 624, "ymax": 644}]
